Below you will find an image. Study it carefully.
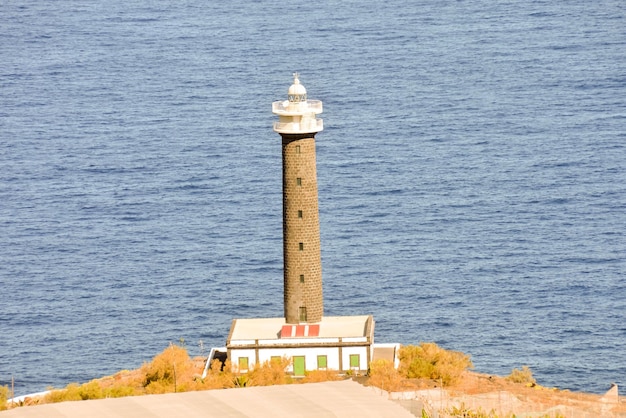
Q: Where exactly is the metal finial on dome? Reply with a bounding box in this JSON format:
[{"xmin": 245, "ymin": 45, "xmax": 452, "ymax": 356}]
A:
[{"xmin": 288, "ymin": 72, "xmax": 307, "ymax": 103}]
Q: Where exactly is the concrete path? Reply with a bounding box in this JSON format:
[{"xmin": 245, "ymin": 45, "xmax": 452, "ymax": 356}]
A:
[{"xmin": 1, "ymin": 380, "xmax": 415, "ymax": 418}]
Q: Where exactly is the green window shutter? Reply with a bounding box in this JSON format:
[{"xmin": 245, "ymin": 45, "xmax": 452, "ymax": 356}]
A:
[
  {"xmin": 293, "ymin": 356, "xmax": 306, "ymax": 376},
  {"xmin": 317, "ymin": 355, "xmax": 327, "ymax": 369},
  {"xmin": 350, "ymin": 354, "xmax": 359, "ymax": 368}
]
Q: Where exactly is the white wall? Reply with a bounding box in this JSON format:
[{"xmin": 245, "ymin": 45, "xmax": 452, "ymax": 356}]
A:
[{"xmin": 229, "ymin": 344, "xmax": 371, "ymax": 374}]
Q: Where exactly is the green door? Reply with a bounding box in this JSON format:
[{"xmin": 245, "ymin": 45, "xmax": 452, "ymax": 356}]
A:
[{"xmin": 293, "ymin": 356, "xmax": 306, "ymax": 376}]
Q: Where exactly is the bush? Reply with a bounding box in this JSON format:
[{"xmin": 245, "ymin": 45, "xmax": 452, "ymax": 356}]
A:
[
  {"xmin": 45, "ymin": 383, "xmax": 83, "ymax": 403},
  {"xmin": 39, "ymin": 344, "xmax": 208, "ymax": 403},
  {"xmin": 103, "ymin": 385, "xmax": 139, "ymax": 398},
  {"xmin": 247, "ymin": 357, "xmax": 292, "ymax": 386},
  {"xmin": 368, "ymin": 359, "xmax": 402, "ymax": 391},
  {"xmin": 196, "ymin": 359, "xmax": 235, "ymax": 390},
  {"xmin": 506, "ymin": 365, "xmax": 536, "ymax": 386},
  {"xmin": 448, "ymin": 404, "xmax": 500, "ymax": 417},
  {"xmin": 141, "ymin": 344, "xmax": 193, "ymax": 394},
  {"xmin": 301, "ymin": 369, "xmax": 342, "ymax": 383},
  {"xmin": 399, "ymin": 343, "xmax": 473, "ymax": 385},
  {"xmin": 0, "ymin": 385, "xmax": 9, "ymax": 411}
]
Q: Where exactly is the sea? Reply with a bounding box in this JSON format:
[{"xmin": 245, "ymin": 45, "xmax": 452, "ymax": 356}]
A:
[{"xmin": 1, "ymin": 0, "xmax": 625, "ymax": 397}]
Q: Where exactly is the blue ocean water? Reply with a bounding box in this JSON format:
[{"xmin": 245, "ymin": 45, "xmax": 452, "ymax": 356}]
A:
[{"xmin": 1, "ymin": 0, "xmax": 625, "ymax": 396}]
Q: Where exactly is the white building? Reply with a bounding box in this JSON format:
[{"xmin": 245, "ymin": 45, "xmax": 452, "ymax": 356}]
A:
[{"xmin": 227, "ymin": 315, "xmax": 375, "ymax": 375}]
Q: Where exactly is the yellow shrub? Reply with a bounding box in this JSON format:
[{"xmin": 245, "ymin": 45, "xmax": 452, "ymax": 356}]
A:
[
  {"xmin": 399, "ymin": 343, "xmax": 473, "ymax": 385},
  {"xmin": 301, "ymin": 369, "xmax": 342, "ymax": 383},
  {"xmin": 45, "ymin": 383, "xmax": 83, "ymax": 403},
  {"xmin": 195, "ymin": 359, "xmax": 236, "ymax": 390},
  {"xmin": 77, "ymin": 380, "xmax": 104, "ymax": 400},
  {"xmin": 368, "ymin": 359, "xmax": 402, "ymax": 391},
  {"xmin": 0, "ymin": 385, "xmax": 9, "ymax": 411},
  {"xmin": 103, "ymin": 385, "xmax": 139, "ymax": 398},
  {"xmin": 506, "ymin": 365, "xmax": 536, "ymax": 385},
  {"xmin": 141, "ymin": 344, "xmax": 192, "ymax": 393},
  {"xmin": 447, "ymin": 404, "xmax": 500, "ymax": 417},
  {"xmin": 247, "ymin": 357, "xmax": 291, "ymax": 386},
  {"xmin": 44, "ymin": 380, "xmax": 109, "ymax": 403}
]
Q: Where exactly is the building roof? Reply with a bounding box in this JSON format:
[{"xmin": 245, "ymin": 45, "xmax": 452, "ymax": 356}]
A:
[
  {"xmin": 1, "ymin": 380, "xmax": 415, "ymax": 418},
  {"xmin": 227, "ymin": 315, "xmax": 374, "ymax": 342}
]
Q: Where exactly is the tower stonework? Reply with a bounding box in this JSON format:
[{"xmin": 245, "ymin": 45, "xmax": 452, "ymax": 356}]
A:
[{"xmin": 273, "ymin": 74, "xmax": 324, "ymax": 324}]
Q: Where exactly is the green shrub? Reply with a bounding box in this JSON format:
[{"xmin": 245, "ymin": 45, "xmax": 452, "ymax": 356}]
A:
[
  {"xmin": 506, "ymin": 365, "xmax": 536, "ymax": 385},
  {"xmin": 398, "ymin": 342, "xmax": 473, "ymax": 385}
]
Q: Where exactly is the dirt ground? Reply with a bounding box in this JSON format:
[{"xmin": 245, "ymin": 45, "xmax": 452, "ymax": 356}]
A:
[{"xmin": 356, "ymin": 370, "xmax": 626, "ymax": 417}]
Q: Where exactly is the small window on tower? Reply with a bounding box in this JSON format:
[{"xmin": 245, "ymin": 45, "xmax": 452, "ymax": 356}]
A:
[
  {"xmin": 298, "ymin": 210, "xmax": 303, "ymax": 218},
  {"xmin": 299, "ymin": 242, "xmax": 304, "ymax": 251},
  {"xmin": 296, "ymin": 177, "xmax": 302, "ymax": 186},
  {"xmin": 295, "ymin": 145, "xmax": 301, "ymax": 154},
  {"xmin": 300, "ymin": 274, "xmax": 305, "ymax": 283},
  {"xmin": 299, "ymin": 307, "xmax": 307, "ymax": 322}
]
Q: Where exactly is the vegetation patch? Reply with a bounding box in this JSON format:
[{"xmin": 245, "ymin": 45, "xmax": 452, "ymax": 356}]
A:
[
  {"xmin": 0, "ymin": 385, "xmax": 9, "ymax": 411},
  {"xmin": 8, "ymin": 343, "xmax": 343, "ymax": 408},
  {"xmin": 398, "ymin": 342, "xmax": 474, "ymax": 386},
  {"xmin": 367, "ymin": 359, "xmax": 403, "ymax": 392},
  {"xmin": 301, "ymin": 369, "xmax": 342, "ymax": 384},
  {"xmin": 505, "ymin": 365, "xmax": 536, "ymax": 386}
]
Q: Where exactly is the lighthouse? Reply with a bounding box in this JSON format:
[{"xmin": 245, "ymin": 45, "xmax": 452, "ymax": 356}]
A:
[
  {"xmin": 222, "ymin": 75, "xmax": 385, "ymax": 377},
  {"xmin": 272, "ymin": 73, "xmax": 324, "ymax": 324}
]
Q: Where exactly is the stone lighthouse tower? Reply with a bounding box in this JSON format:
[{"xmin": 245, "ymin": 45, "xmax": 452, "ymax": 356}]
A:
[{"xmin": 272, "ymin": 73, "xmax": 324, "ymax": 324}]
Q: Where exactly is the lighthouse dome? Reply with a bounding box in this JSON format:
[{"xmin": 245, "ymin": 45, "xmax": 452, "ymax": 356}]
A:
[{"xmin": 288, "ymin": 73, "xmax": 307, "ymax": 103}]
